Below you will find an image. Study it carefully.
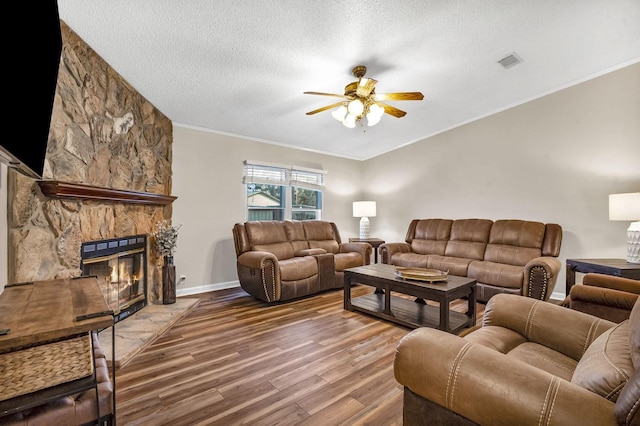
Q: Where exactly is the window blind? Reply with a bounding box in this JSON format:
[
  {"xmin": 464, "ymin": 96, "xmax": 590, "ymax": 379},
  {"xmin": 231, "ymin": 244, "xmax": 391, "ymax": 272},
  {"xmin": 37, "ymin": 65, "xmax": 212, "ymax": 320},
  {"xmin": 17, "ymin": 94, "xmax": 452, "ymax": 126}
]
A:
[{"xmin": 243, "ymin": 160, "xmax": 326, "ymax": 189}]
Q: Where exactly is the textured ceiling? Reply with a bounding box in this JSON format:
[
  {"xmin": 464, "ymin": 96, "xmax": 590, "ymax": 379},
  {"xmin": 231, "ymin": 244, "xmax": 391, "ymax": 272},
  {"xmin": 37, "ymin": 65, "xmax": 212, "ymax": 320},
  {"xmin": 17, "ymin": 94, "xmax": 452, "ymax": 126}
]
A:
[{"xmin": 57, "ymin": 0, "xmax": 640, "ymax": 160}]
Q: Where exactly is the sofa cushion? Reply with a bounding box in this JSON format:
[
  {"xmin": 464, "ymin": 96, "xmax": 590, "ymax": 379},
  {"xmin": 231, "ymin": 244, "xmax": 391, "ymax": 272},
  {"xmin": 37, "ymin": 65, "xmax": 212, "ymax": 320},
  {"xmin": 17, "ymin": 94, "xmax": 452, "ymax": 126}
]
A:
[
  {"xmin": 572, "ymin": 320, "xmax": 633, "ymax": 402},
  {"xmin": 426, "ymin": 255, "xmax": 472, "ymax": 276},
  {"xmin": 284, "ymin": 220, "xmax": 309, "ymax": 253},
  {"xmin": 390, "ymin": 252, "xmax": 429, "ymax": 268},
  {"xmin": 483, "ymin": 220, "xmax": 545, "ymax": 266},
  {"xmin": 409, "ymin": 219, "xmax": 452, "ymax": 255},
  {"xmin": 334, "ymin": 252, "xmax": 364, "ymax": 272},
  {"xmin": 467, "ymin": 261, "xmax": 524, "ymax": 289},
  {"xmin": 507, "ymin": 342, "xmax": 577, "ymax": 381},
  {"xmin": 245, "ymin": 221, "xmax": 295, "ymax": 260},
  {"xmin": 444, "ymin": 219, "xmax": 493, "ymax": 260},
  {"xmin": 278, "ymin": 256, "xmax": 318, "ymax": 281},
  {"xmin": 303, "ymin": 221, "xmax": 341, "ymax": 254}
]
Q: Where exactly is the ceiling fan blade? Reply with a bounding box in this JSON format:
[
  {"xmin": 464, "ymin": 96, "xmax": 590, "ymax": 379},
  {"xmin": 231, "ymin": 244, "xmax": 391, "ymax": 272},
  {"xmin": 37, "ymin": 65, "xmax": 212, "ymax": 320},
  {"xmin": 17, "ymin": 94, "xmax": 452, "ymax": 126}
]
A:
[
  {"xmin": 304, "ymin": 91, "xmax": 352, "ymax": 99},
  {"xmin": 356, "ymin": 78, "xmax": 377, "ymax": 97},
  {"xmin": 305, "ymin": 101, "xmax": 346, "ymax": 115},
  {"xmin": 376, "ymin": 102, "xmax": 407, "ymax": 118},
  {"xmin": 373, "ymin": 92, "xmax": 424, "ymax": 101}
]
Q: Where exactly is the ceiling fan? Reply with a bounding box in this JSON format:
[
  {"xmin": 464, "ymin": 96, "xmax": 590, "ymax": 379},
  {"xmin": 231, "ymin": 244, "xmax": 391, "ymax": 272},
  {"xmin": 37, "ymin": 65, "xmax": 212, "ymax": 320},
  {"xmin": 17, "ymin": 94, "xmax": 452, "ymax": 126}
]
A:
[{"xmin": 304, "ymin": 65, "xmax": 424, "ymax": 128}]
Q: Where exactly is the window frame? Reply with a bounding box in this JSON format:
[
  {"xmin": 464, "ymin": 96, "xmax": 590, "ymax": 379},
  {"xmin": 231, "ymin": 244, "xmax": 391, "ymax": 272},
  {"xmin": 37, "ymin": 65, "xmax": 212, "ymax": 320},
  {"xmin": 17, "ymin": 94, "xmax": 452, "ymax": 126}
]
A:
[{"xmin": 243, "ymin": 160, "xmax": 326, "ymax": 222}]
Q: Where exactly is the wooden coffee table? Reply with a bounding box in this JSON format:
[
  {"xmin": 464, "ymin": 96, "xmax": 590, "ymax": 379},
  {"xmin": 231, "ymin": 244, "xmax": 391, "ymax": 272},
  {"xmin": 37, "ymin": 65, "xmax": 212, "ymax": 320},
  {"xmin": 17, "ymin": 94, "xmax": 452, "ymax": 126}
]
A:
[{"xmin": 344, "ymin": 263, "xmax": 477, "ymax": 334}]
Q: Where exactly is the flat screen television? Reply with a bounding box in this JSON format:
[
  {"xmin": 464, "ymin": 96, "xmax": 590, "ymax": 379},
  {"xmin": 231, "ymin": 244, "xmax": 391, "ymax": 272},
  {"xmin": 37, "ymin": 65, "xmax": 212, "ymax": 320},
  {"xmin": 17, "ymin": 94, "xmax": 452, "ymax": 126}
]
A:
[{"xmin": 0, "ymin": 1, "xmax": 62, "ymax": 179}]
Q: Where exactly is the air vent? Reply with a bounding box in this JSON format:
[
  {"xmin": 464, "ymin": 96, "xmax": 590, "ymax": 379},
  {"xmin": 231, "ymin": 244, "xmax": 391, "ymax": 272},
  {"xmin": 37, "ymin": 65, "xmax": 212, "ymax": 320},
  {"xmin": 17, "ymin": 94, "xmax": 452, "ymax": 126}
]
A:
[{"xmin": 498, "ymin": 53, "xmax": 523, "ymax": 69}]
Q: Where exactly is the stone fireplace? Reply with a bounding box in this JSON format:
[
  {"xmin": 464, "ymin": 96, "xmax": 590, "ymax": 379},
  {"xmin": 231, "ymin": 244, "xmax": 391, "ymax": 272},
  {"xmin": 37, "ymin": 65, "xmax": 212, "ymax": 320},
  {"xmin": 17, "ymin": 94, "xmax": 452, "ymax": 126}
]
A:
[
  {"xmin": 81, "ymin": 234, "xmax": 147, "ymax": 322},
  {"xmin": 6, "ymin": 20, "xmax": 175, "ymax": 305}
]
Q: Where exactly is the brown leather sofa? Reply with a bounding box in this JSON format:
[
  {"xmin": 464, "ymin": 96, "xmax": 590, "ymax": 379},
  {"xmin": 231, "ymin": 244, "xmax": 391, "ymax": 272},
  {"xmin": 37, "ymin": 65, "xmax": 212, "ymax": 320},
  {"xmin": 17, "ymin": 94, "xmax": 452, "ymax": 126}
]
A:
[
  {"xmin": 394, "ymin": 294, "xmax": 639, "ymax": 425},
  {"xmin": 1, "ymin": 333, "xmax": 113, "ymax": 425},
  {"xmin": 232, "ymin": 220, "xmax": 371, "ymax": 302},
  {"xmin": 563, "ymin": 273, "xmax": 640, "ymax": 322},
  {"xmin": 380, "ymin": 219, "xmax": 563, "ymax": 302}
]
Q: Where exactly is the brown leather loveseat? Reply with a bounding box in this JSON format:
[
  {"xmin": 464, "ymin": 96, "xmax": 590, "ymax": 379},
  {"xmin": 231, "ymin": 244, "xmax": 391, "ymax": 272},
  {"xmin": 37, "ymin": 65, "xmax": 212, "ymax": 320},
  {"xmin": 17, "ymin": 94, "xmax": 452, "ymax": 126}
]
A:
[
  {"xmin": 380, "ymin": 219, "xmax": 563, "ymax": 302},
  {"xmin": 394, "ymin": 294, "xmax": 640, "ymax": 425},
  {"xmin": 232, "ymin": 220, "xmax": 371, "ymax": 302}
]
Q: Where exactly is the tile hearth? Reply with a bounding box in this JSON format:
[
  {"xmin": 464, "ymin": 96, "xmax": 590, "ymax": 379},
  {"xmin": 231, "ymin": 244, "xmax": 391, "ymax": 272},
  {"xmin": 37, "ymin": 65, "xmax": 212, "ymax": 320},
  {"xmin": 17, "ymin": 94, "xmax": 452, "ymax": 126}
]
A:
[{"xmin": 98, "ymin": 298, "xmax": 200, "ymax": 368}]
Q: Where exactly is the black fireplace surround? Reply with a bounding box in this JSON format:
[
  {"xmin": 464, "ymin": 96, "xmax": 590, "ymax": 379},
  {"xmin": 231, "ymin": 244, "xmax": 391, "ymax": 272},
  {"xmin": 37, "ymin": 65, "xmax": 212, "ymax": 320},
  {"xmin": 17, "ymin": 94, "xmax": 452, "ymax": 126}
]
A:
[{"xmin": 81, "ymin": 235, "xmax": 147, "ymax": 322}]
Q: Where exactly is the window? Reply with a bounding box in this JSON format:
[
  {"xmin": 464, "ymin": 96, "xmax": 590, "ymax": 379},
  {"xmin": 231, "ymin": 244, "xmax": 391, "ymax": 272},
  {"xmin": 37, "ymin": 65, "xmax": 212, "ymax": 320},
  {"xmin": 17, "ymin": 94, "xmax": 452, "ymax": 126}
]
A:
[{"xmin": 244, "ymin": 161, "xmax": 325, "ymax": 221}]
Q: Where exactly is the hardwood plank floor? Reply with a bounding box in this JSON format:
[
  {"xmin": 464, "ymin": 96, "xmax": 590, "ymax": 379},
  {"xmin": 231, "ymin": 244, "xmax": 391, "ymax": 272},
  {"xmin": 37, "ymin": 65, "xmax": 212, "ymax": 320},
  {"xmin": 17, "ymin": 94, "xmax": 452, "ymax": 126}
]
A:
[{"xmin": 115, "ymin": 285, "xmax": 485, "ymax": 425}]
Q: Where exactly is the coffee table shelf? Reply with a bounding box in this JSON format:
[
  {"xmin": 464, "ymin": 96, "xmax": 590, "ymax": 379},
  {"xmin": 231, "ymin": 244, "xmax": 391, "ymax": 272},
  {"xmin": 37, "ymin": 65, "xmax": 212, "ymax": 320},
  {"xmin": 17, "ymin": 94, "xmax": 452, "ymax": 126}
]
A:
[
  {"xmin": 349, "ymin": 292, "xmax": 474, "ymax": 332},
  {"xmin": 344, "ymin": 264, "xmax": 477, "ymax": 334}
]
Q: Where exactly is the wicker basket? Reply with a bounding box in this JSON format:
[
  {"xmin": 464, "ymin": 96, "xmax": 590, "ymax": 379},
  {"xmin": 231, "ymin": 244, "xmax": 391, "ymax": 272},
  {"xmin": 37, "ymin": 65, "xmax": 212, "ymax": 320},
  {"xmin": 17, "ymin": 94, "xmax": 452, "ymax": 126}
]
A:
[{"xmin": 0, "ymin": 334, "xmax": 94, "ymax": 401}]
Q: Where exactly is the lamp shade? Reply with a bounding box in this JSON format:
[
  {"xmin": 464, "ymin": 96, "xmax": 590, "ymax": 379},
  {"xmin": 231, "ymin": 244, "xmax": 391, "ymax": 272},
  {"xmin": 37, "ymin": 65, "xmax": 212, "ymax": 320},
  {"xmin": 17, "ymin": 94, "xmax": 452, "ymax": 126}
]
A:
[
  {"xmin": 609, "ymin": 192, "xmax": 640, "ymax": 220},
  {"xmin": 353, "ymin": 201, "xmax": 376, "ymax": 218}
]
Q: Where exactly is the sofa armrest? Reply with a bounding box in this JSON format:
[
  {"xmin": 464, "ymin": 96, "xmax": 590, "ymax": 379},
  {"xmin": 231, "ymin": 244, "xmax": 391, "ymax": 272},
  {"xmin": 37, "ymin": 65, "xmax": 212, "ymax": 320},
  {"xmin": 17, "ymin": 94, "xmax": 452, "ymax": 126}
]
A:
[
  {"xmin": 236, "ymin": 251, "xmax": 280, "ymax": 302},
  {"xmin": 583, "ymin": 273, "xmax": 640, "ymax": 294},
  {"xmin": 479, "ymin": 294, "xmax": 615, "ymax": 360},
  {"xmin": 394, "ymin": 327, "xmax": 617, "ymax": 426},
  {"xmin": 379, "ymin": 242, "xmax": 411, "ymax": 264},
  {"xmin": 567, "ymin": 284, "xmax": 639, "ymax": 322},
  {"xmin": 523, "ymin": 256, "xmax": 561, "ymax": 300},
  {"xmin": 339, "ymin": 242, "xmax": 371, "ymax": 265},
  {"xmin": 237, "ymin": 250, "xmax": 279, "ymax": 269}
]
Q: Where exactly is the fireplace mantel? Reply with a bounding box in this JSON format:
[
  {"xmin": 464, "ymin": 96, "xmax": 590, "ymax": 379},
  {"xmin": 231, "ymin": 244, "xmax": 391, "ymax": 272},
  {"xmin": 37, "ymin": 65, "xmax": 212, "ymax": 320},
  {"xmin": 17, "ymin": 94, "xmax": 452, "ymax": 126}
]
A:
[{"xmin": 37, "ymin": 180, "xmax": 177, "ymax": 205}]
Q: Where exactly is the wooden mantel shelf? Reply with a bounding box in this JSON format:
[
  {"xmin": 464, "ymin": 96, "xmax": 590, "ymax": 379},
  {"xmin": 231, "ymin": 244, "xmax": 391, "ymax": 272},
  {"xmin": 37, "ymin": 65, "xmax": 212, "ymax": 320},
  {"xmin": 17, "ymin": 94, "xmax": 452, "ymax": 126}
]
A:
[{"xmin": 37, "ymin": 180, "xmax": 177, "ymax": 205}]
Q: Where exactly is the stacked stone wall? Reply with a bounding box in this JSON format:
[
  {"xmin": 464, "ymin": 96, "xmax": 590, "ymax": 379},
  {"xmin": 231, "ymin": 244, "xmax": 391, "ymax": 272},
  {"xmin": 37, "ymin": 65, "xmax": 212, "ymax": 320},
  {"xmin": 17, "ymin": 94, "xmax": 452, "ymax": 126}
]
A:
[{"xmin": 8, "ymin": 21, "xmax": 173, "ymax": 303}]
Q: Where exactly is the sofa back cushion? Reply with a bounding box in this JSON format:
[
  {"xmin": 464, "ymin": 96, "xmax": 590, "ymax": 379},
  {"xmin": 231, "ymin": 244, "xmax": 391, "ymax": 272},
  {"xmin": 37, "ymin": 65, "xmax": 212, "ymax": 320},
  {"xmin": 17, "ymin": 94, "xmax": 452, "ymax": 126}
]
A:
[
  {"xmin": 541, "ymin": 223, "xmax": 563, "ymax": 257},
  {"xmin": 284, "ymin": 220, "xmax": 309, "ymax": 253},
  {"xmin": 483, "ymin": 220, "xmax": 545, "ymax": 266},
  {"xmin": 303, "ymin": 221, "xmax": 340, "ymax": 254},
  {"xmin": 571, "ymin": 320, "xmax": 634, "ymax": 402},
  {"xmin": 445, "ymin": 219, "xmax": 493, "ymax": 260},
  {"xmin": 408, "ymin": 219, "xmax": 453, "ymax": 255},
  {"xmin": 245, "ymin": 221, "xmax": 294, "ymax": 260}
]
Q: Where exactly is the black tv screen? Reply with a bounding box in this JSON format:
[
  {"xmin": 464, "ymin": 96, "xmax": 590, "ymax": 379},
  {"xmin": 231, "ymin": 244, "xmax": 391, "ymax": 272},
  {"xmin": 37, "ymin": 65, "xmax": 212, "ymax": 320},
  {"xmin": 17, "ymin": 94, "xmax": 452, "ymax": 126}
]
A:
[{"xmin": 0, "ymin": 0, "xmax": 62, "ymax": 179}]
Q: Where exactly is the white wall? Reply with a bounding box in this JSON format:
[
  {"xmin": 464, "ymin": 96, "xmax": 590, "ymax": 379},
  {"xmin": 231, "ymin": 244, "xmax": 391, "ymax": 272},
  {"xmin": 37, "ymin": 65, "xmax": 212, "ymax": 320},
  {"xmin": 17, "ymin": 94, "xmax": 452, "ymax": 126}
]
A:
[
  {"xmin": 364, "ymin": 63, "xmax": 640, "ymax": 297},
  {"xmin": 172, "ymin": 63, "xmax": 639, "ymax": 299},
  {"xmin": 171, "ymin": 129, "xmax": 365, "ymax": 294}
]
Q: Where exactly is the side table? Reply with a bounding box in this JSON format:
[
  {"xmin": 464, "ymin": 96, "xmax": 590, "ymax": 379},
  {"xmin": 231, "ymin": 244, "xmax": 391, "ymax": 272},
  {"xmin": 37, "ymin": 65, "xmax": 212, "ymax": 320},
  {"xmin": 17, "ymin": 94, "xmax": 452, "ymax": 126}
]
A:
[
  {"xmin": 565, "ymin": 258, "xmax": 640, "ymax": 296},
  {"xmin": 349, "ymin": 237, "xmax": 385, "ymax": 264}
]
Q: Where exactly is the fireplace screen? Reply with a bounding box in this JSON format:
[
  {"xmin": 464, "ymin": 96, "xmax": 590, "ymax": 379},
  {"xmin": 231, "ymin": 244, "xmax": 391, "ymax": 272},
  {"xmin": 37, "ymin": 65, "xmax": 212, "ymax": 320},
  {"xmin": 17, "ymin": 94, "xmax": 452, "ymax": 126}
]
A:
[{"xmin": 81, "ymin": 235, "xmax": 147, "ymax": 322}]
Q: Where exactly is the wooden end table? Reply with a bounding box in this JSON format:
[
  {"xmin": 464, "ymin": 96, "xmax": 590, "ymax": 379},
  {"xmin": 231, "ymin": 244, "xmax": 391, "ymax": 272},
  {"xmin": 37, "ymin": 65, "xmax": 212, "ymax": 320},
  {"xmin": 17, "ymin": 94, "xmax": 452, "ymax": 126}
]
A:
[
  {"xmin": 565, "ymin": 258, "xmax": 640, "ymax": 296},
  {"xmin": 0, "ymin": 277, "xmax": 115, "ymax": 420},
  {"xmin": 349, "ymin": 237, "xmax": 385, "ymax": 264},
  {"xmin": 344, "ymin": 263, "xmax": 476, "ymax": 334}
]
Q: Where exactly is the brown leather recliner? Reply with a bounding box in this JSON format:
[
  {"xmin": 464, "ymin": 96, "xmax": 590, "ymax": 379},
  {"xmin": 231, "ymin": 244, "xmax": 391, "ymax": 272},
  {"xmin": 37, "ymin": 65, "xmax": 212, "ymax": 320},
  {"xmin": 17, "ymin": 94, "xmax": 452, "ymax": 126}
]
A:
[
  {"xmin": 232, "ymin": 220, "xmax": 370, "ymax": 302},
  {"xmin": 394, "ymin": 294, "xmax": 640, "ymax": 425},
  {"xmin": 563, "ymin": 273, "xmax": 640, "ymax": 322}
]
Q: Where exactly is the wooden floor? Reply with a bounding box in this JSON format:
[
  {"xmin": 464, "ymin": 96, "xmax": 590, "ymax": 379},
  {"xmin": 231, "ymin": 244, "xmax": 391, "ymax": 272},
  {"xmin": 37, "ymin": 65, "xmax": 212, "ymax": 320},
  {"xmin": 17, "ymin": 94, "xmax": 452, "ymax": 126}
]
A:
[{"xmin": 115, "ymin": 285, "xmax": 485, "ymax": 426}]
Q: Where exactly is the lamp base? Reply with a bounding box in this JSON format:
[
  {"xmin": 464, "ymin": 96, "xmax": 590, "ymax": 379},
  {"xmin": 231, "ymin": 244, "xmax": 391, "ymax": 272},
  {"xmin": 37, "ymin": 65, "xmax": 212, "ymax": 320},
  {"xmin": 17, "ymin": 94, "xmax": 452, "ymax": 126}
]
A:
[
  {"xmin": 627, "ymin": 221, "xmax": 640, "ymax": 264},
  {"xmin": 359, "ymin": 217, "xmax": 370, "ymax": 239}
]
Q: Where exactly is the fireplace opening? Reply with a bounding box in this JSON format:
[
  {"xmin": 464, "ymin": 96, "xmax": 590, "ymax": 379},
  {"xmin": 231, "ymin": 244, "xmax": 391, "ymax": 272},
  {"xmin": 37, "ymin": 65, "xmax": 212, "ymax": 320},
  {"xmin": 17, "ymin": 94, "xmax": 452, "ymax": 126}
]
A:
[{"xmin": 81, "ymin": 235, "xmax": 147, "ymax": 323}]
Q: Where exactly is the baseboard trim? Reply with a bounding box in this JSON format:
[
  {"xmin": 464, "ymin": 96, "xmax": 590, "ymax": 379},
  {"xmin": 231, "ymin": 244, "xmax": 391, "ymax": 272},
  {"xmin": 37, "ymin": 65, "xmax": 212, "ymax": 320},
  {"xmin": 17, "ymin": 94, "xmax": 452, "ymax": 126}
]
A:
[{"xmin": 177, "ymin": 280, "xmax": 240, "ymax": 297}]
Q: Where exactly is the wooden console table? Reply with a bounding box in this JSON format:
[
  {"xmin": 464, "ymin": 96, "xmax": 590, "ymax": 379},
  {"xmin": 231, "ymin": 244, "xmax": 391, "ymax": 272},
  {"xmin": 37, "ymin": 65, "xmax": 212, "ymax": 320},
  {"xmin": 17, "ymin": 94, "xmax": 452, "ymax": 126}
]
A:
[
  {"xmin": 0, "ymin": 277, "xmax": 115, "ymax": 421},
  {"xmin": 565, "ymin": 258, "xmax": 640, "ymax": 296}
]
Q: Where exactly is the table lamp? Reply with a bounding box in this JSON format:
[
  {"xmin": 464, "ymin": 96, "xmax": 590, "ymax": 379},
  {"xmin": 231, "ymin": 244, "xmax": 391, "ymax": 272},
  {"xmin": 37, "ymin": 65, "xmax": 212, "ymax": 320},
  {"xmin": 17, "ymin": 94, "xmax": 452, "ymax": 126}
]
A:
[
  {"xmin": 609, "ymin": 192, "xmax": 640, "ymax": 264},
  {"xmin": 353, "ymin": 201, "xmax": 376, "ymax": 239}
]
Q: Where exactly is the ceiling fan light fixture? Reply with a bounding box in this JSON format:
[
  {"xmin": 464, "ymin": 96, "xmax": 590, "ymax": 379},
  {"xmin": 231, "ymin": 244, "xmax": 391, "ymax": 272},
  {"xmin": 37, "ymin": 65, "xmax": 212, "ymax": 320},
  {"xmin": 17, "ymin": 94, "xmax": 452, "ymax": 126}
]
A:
[
  {"xmin": 343, "ymin": 114, "xmax": 357, "ymax": 128},
  {"xmin": 366, "ymin": 113, "xmax": 382, "ymax": 127},
  {"xmin": 331, "ymin": 105, "xmax": 348, "ymax": 121},
  {"xmin": 304, "ymin": 64, "xmax": 424, "ymax": 128},
  {"xmin": 347, "ymin": 99, "xmax": 364, "ymax": 116},
  {"xmin": 369, "ymin": 103, "xmax": 384, "ymax": 118}
]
